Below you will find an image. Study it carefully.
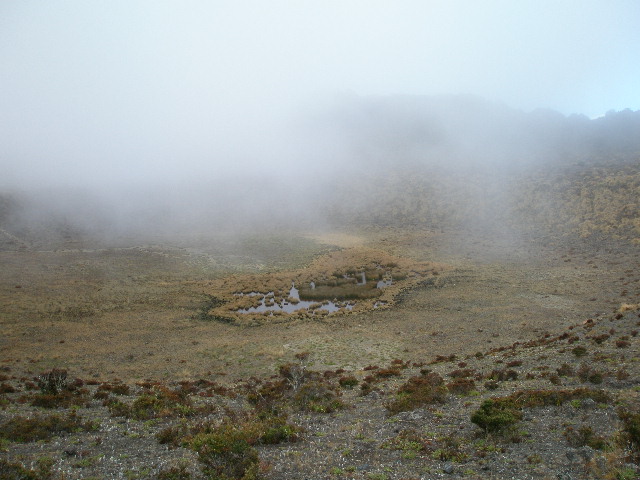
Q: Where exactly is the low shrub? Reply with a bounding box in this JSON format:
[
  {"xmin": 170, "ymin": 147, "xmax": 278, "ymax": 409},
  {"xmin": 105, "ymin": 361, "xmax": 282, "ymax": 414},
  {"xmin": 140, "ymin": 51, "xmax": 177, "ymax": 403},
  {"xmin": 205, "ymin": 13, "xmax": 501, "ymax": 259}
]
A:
[
  {"xmin": 293, "ymin": 381, "xmax": 345, "ymax": 413},
  {"xmin": 338, "ymin": 376, "xmax": 359, "ymax": 389},
  {"xmin": 386, "ymin": 374, "xmax": 447, "ymax": 414},
  {"xmin": 471, "ymin": 398, "xmax": 522, "ymax": 432},
  {"xmin": 189, "ymin": 424, "xmax": 260, "ymax": 480},
  {"xmin": 556, "ymin": 363, "xmax": 574, "ymax": 377},
  {"xmin": 30, "ymin": 391, "xmax": 87, "ymax": 409},
  {"xmin": 564, "ymin": 425, "xmax": 607, "ymax": 450},
  {"xmin": 375, "ymin": 368, "xmax": 402, "ymax": 378},
  {"xmin": 0, "ymin": 458, "xmax": 58, "ymax": 479},
  {"xmin": 156, "ymin": 464, "xmax": 193, "ymax": 480},
  {"xmin": 486, "ymin": 369, "xmax": 518, "ymax": 381},
  {"xmin": 187, "ymin": 412, "xmax": 298, "ymax": 480},
  {"xmin": 0, "ymin": 412, "xmax": 97, "ymax": 442},
  {"xmin": 37, "ymin": 369, "xmax": 68, "ymax": 395},
  {"xmin": 446, "ymin": 378, "xmax": 476, "ymax": 396},
  {"xmin": 618, "ymin": 407, "xmax": 640, "ymax": 457},
  {"xmin": 572, "ymin": 346, "xmax": 588, "ymax": 357}
]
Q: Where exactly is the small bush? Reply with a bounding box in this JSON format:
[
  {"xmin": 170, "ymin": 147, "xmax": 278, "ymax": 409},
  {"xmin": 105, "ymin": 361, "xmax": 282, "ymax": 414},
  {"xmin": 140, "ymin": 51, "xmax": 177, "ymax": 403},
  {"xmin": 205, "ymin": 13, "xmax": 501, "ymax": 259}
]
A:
[
  {"xmin": 338, "ymin": 376, "xmax": 359, "ymax": 389},
  {"xmin": 156, "ymin": 464, "xmax": 192, "ymax": 480},
  {"xmin": 577, "ymin": 364, "xmax": 605, "ymax": 384},
  {"xmin": 618, "ymin": 408, "xmax": 640, "ymax": 457},
  {"xmin": 0, "ymin": 412, "xmax": 97, "ymax": 442},
  {"xmin": 471, "ymin": 398, "xmax": 522, "ymax": 432},
  {"xmin": 448, "ymin": 368, "xmax": 474, "ymax": 379},
  {"xmin": 484, "ymin": 380, "xmax": 499, "ymax": 390},
  {"xmin": 564, "ymin": 425, "xmax": 607, "ymax": 450},
  {"xmin": 189, "ymin": 424, "xmax": 260, "ymax": 480},
  {"xmin": 446, "ymin": 378, "xmax": 476, "ymax": 396},
  {"xmin": 105, "ymin": 399, "xmax": 131, "ymax": 417},
  {"xmin": 386, "ymin": 374, "xmax": 447, "ymax": 414},
  {"xmin": 486, "ymin": 369, "xmax": 518, "ymax": 381},
  {"xmin": 187, "ymin": 411, "xmax": 298, "ymax": 480},
  {"xmin": 37, "ymin": 369, "xmax": 68, "ymax": 395},
  {"xmin": 572, "ymin": 346, "xmax": 588, "ymax": 357},
  {"xmin": 0, "ymin": 383, "xmax": 16, "ymax": 394},
  {"xmin": 375, "ymin": 368, "xmax": 402, "ymax": 378},
  {"xmin": 128, "ymin": 387, "xmax": 193, "ymax": 420},
  {"xmin": 0, "ymin": 459, "xmax": 42, "ymax": 480},
  {"xmin": 97, "ymin": 382, "xmax": 130, "ymax": 396},
  {"xmin": 30, "ymin": 391, "xmax": 86, "ymax": 409},
  {"xmin": 293, "ymin": 381, "xmax": 345, "ymax": 413},
  {"xmin": 556, "ymin": 363, "xmax": 574, "ymax": 377}
]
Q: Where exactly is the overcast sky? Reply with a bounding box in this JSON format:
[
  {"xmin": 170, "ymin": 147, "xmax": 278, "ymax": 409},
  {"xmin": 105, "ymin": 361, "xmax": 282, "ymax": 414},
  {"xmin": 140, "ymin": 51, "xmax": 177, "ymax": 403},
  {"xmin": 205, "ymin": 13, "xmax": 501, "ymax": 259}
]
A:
[{"xmin": 1, "ymin": 1, "xmax": 639, "ymax": 190}]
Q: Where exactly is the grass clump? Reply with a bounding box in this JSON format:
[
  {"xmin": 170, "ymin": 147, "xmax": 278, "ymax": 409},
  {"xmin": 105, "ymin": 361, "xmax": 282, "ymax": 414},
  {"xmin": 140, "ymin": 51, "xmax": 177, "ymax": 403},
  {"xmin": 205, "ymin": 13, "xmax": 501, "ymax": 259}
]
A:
[{"xmin": 385, "ymin": 373, "xmax": 447, "ymax": 414}]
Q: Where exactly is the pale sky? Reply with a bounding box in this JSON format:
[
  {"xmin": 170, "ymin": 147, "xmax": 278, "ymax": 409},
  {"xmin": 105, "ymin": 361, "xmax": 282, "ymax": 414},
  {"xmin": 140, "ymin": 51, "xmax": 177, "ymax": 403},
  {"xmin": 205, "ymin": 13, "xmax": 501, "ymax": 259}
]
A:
[{"xmin": 1, "ymin": 1, "xmax": 639, "ymax": 189}]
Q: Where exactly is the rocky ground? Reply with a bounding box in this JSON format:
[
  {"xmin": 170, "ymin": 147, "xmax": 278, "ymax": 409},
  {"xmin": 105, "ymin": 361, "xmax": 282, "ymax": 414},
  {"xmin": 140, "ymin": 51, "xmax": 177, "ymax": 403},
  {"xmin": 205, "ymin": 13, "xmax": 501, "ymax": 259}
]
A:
[{"xmin": 1, "ymin": 301, "xmax": 639, "ymax": 480}]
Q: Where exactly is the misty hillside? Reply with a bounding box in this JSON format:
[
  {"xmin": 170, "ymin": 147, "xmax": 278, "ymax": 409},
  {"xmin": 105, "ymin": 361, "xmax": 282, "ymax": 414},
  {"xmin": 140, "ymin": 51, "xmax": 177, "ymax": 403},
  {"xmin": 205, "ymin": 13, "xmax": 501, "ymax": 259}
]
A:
[
  {"xmin": 1, "ymin": 95, "xmax": 639, "ymax": 248},
  {"xmin": 312, "ymin": 96, "xmax": 640, "ymax": 242}
]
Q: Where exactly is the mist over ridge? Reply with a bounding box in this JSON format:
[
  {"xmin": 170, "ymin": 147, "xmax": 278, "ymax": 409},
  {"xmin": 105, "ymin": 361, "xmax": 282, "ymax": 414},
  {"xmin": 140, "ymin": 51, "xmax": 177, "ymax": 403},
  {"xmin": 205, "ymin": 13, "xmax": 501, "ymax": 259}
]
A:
[{"xmin": 1, "ymin": 94, "xmax": 639, "ymax": 247}]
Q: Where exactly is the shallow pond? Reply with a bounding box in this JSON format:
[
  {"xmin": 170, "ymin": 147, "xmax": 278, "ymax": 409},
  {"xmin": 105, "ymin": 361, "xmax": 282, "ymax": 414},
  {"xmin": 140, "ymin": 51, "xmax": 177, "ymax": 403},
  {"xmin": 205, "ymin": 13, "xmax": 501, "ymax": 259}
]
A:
[{"xmin": 236, "ymin": 283, "xmax": 354, "ymax": 315}]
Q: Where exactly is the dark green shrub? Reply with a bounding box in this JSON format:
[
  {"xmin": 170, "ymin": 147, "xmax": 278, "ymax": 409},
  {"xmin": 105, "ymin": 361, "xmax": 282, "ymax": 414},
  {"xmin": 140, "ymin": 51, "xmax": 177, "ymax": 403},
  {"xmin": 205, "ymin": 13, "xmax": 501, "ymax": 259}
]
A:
[
  {"xmin": 189, "ymin": 424, "xmax": 259, "ymax": 480},
  {"xmin": 471, "ymin": 398, "xmax": 522, "ymax": 432}
]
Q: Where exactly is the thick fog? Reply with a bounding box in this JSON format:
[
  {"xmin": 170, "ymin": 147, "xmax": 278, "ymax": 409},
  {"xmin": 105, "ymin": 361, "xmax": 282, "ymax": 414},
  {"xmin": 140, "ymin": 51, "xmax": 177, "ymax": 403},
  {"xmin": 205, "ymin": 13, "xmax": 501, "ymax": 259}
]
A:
[{"xmin": 1, "ymin": 1, "xmax": 639, "ymax": 239}]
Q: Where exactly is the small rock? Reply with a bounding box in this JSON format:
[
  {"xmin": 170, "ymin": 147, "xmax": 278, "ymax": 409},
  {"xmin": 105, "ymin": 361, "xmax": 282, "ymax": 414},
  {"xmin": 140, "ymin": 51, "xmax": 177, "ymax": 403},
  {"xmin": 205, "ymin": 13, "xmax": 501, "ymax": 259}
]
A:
[
  {"xmin": 443, "ymin": 462, "xmax": 454, "ymax": 474},
  {"xmin": 581, "ymin": 398, "xmax": 596, "ymax": 409}
]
